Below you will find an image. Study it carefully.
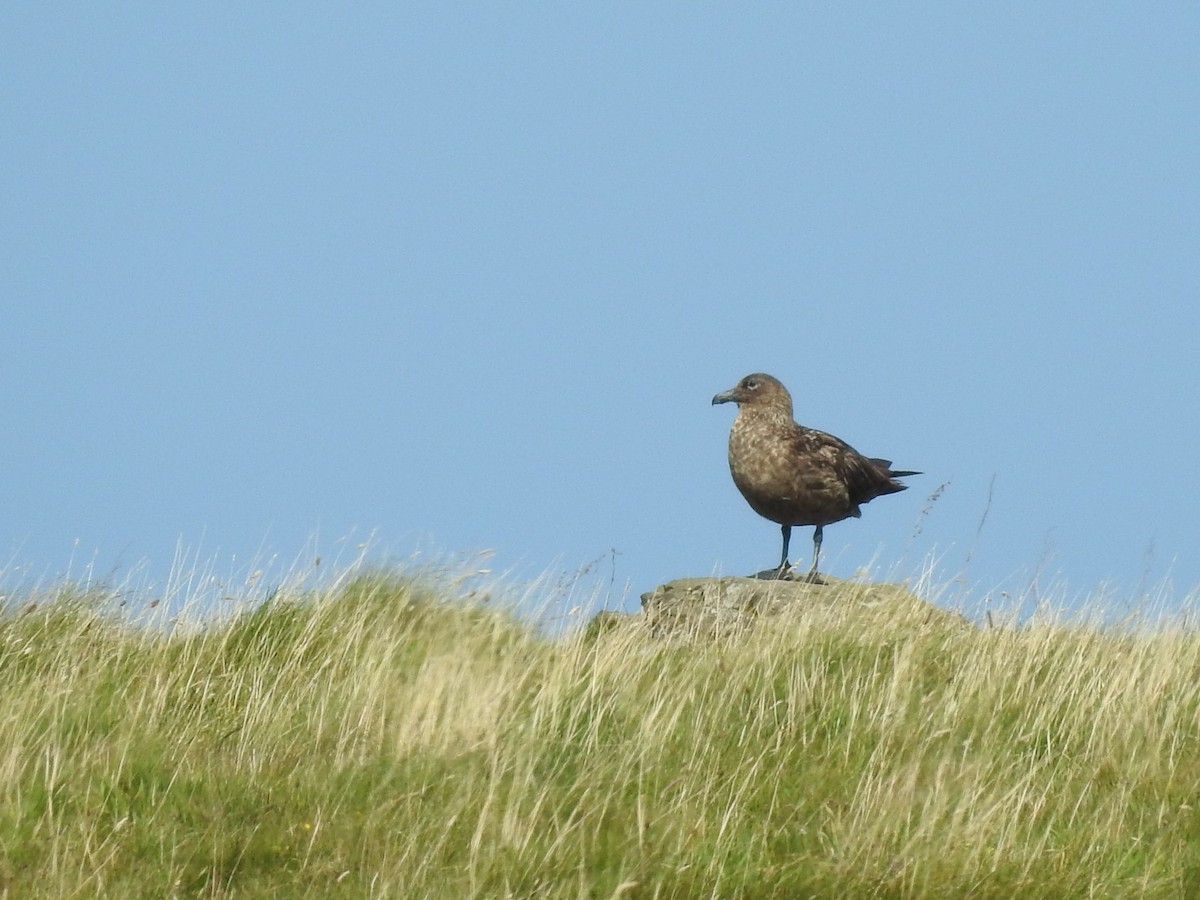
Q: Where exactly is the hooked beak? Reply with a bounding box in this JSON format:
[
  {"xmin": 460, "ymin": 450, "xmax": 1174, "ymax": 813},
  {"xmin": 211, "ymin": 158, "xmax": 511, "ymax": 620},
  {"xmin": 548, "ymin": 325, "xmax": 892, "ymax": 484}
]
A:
[{"xmin": 711, "ymin": 387, "xmax": 739, "ymax": 406}]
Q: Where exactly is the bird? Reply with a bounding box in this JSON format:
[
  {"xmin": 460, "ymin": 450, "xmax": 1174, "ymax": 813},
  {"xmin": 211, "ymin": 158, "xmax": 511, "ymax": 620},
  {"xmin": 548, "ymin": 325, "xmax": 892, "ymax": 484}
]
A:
[{"xmin": 711, "ymin": 373, "xmax": 919, "ymax": 582}]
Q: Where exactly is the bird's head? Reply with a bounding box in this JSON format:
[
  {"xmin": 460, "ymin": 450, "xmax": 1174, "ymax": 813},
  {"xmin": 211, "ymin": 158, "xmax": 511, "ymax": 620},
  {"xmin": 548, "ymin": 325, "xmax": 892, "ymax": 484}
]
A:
[{"xmin": 711, "ymin": 373, "xmax": 794, "ymax": 416}]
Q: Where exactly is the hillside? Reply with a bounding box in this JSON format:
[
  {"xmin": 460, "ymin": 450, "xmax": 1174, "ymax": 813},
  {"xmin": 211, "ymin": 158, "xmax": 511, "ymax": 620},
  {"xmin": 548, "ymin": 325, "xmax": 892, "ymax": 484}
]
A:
[{"xmin": 1, "ymin": 571, "xmax": 1199, "ymax": 898}]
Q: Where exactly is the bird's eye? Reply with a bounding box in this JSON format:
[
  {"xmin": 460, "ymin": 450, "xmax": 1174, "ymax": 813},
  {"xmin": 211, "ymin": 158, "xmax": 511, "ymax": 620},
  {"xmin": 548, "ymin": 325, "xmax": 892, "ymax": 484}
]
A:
[{"xmin": 746, "ymin": 379, "xmax": 759, "ymax": 389}]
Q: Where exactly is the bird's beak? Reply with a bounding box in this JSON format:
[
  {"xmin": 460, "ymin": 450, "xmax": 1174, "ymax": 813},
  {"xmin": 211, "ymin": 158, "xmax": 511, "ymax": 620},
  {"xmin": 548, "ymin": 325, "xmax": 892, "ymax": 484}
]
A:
[{"xmin": 711, "ymin": 388, "xmax": 738, "ymax": 406}]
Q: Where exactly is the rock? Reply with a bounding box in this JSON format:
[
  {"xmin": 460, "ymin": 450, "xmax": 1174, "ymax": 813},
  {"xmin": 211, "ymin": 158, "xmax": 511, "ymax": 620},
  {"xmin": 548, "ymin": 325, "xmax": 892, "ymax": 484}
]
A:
[{"xmin": 587, "ymin": 575, "xmax": 970, "ymax": 641}]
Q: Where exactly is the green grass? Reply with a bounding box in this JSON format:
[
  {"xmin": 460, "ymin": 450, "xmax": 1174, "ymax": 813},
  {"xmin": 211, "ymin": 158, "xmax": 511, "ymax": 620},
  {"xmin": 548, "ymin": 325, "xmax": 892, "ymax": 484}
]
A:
[{"xmin": 2, "ymin": 570, "xmax": 1200, "ymax": 898}]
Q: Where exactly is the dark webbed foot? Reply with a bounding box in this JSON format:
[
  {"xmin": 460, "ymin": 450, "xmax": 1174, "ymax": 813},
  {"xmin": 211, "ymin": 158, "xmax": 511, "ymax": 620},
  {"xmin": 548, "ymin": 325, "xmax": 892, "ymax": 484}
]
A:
[
  {"xmin": 747, "ymin": 564, "xmax": 827, "ymax": 584},
  {"xmin": 749, "ymin": 564, "xmax": 794, "ymax": 581}
]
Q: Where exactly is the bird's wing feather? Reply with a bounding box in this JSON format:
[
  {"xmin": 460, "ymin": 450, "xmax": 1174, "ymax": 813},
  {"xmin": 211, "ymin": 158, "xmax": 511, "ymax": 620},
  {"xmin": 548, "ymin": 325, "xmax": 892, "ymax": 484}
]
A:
[{"xmin": 789, "ymin": 427, "xmax": 901, "ymax": 505}]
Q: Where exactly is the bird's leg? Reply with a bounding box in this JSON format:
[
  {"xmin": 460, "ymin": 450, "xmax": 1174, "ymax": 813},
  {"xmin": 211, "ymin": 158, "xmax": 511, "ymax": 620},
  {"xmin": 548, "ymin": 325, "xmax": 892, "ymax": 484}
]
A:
[
  {"xmin": 801, "ymin": 525, "xmax": 827, "ymax": 584},
  {"xmin": 775, "ymin": 524, "xmax": 793, "ymax": 578}
]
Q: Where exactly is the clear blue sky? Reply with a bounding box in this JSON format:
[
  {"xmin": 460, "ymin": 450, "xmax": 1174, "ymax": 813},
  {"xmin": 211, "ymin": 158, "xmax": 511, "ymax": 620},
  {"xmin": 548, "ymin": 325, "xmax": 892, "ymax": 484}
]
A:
[{"xmin": 4, "ymin": 5, "xmax": 1198, "ymax": 621}]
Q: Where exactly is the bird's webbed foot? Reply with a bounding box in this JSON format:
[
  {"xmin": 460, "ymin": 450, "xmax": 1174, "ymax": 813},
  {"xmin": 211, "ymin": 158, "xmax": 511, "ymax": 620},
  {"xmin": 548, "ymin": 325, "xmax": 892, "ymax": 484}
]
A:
[
  {"xmin": 747, "ymin": 565, "xmax": 828, "ymax": 585},
  {"xmin": 749, "ymin": 564, "xmax": 796, "ymax": 581}
]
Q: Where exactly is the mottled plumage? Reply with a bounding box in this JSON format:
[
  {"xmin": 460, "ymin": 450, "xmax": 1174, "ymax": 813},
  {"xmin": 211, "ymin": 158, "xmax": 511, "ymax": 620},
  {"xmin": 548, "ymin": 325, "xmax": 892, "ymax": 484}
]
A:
[{"xmin": 712, "ymin": 373, "xmax": 919, "ymax": 581}]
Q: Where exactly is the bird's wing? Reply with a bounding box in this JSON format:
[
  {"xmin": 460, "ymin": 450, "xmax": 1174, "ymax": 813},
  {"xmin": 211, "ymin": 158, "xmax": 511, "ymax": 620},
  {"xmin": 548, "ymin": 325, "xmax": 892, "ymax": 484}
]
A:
[{"xmin": 791, "ymin": 427, "xmax": 896, "ymax": 504}]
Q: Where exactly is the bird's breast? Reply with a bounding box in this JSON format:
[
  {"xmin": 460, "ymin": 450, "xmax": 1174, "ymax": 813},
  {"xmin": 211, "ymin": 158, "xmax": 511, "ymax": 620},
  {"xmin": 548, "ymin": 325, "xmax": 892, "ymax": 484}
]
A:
[
  {"xmin": 726, "ymin": 414, "xmax": 850, "ymax": 525},
  {"xmin": 727, "ymin": 417, "xmax": 803, "ymax": 502}
]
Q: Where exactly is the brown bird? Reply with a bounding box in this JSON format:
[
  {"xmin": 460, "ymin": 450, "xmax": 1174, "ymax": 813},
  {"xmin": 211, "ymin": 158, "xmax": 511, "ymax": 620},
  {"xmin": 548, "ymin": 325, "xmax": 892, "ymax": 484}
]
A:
[{"xmin": 711, "ymin": 373, "xmax": 919, "ymax": 581}]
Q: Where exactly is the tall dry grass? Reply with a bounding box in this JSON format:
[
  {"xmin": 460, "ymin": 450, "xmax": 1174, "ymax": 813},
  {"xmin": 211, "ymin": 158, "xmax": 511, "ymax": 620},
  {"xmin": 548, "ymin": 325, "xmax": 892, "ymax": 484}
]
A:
[{"xmin": 1, "ymin": 568, "xmax": 1199, "ymax": 898}]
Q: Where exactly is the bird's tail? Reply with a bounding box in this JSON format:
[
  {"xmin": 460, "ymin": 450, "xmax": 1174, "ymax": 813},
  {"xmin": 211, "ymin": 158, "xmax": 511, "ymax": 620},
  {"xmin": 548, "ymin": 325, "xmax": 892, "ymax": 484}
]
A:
[{"xmin": 871, "ymin": 458, "xmax": 921, "ymax": 479}]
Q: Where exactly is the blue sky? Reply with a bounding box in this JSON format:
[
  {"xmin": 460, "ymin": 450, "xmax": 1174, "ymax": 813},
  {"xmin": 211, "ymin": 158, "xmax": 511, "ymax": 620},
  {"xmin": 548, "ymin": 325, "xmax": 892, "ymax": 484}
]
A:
[{"xmin": 4, "ymin": 4, "xmax": 1198, "ymax": 621}]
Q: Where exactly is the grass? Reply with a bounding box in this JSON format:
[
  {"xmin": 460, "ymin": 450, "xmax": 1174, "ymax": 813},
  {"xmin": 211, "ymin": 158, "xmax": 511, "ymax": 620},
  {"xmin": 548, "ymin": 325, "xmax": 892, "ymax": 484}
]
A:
[{"xmin": 2, "ymin": 568, "xmax": 1200, "ymax": 898}]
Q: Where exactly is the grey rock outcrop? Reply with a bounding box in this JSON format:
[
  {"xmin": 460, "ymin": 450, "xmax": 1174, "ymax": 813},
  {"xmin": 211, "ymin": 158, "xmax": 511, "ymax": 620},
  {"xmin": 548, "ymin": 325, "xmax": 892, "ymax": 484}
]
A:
[{"xmin": 588, "ymin": 575, "xmax": 969, "ymax": 641}]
